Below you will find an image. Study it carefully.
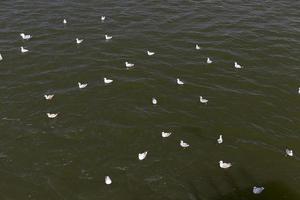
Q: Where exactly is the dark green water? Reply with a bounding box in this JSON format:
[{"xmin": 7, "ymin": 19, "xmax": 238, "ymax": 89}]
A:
[{"xmin": 0, "ymin": 0, "xmax": 300, "ymax": 199}]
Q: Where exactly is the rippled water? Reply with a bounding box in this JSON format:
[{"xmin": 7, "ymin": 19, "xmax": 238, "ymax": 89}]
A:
[{"xmin": 0, "ymin": 0, "xmax": 300, "ymax": 199}]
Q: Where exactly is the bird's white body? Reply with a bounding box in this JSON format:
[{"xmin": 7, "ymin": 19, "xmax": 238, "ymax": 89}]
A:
[
  {"xmin": 101, "ymin": 16, "xmax": 106, "ymax": 21},
  {"xmin": 286, "ymin": 149, "xmax": 293, "ymax": 157},
  {"xmin": 63, "ymin": 19, "xmax": 67, "ymax": 24},
  {"xmin": 152, "ymin": 98, "xmax": 157, "ymax": 105},
  {"xmin": 47, "ymin": 113, "xmax": 58, "ymax": 118},
  {"xmin": 298, "ymin": 87, "xmax": 300, "ymax": 94},
  {"xmin": 20, "ymin": 33, "xmax": 32, "ymax": 40},
  {"xmin": 78, "ymin": 82, "xmax": 88, "ymax": 89},
  {"xmin": 125, "ymin": 61, "xmax": 134, "ymax": 68},
  {"xmin": 76, "ymin": 38, "xmax": 83, "ymax": 44},
  {"xmin": 234, "ymin": 62, "xmax": 242, "ymax": 69},
  {"xmin": 21, "ymin": 46, "xmax": 29, "ymax": 53},
  {"xmin": 219, "ymin": 160, "xmax": 232, "ymax": 169},
  {"xmin": 105, "ymin": 176, "xmax": 112, "ymax": 185},
  {"xmin": 217, "ymin": 135, "xmax": 223, "ymax": 144},
  {"xmin": 253, "ymin": 186, "xmax": 264, "ymax": 194},
  {"xmin": 0, "ymin": 53, "xmax": 2, "ymax": 61},
  {"xmin": 177, "ymin": 78, "xmax": 184, "ymax": 85},
  {"xmin": 207, "ymin": 57, "xmax": 212, "ymax": 64},
  {"xmin": 180, "ymin": 140, "xmax": 189, "ymax": 148},
  {"xmin": 44, "ymin": 94, "xmax": 54, "ymax": 100},
  {"xmin": 104, "ymin": 77, "xmax": 113, "ymax": 84},
  {"xmin": 199, "ymin": 96, "xmax": 208, "ymax": 104},
  {"xmin": 105, "ymin": 34, "xmax": 112, "ymax": 40},
  {"xmin": 147, "ymin": 51, "xmax": 155, "ymax": 56},
  {"xmin": 138, "ymin": 151, "xmax": 148, "ymax": 160},
  {"xmin": 162, "ymin": 132, "xmax": 172, "ymax": 138},
  {"xmin": 195, "ymin": 44, "xmax": 200, "ymax": 50}
]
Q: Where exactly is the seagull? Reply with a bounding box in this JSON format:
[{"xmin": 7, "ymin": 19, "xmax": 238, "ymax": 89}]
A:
[
  {"xmin": 76, "ymin": 38, "xmax": 83, "ymax": 44},
  {"xmin": 125, "ymin": 61, "xmax": 134, "ymax": 68},
  {"xmin": 217, "ymin": 135, "xmax": 223, "ymax": 144},
  {"xmin": 162, "ymin": 131, "xmax": 172, "ymax": 138},
  {"xmin": 105, "ymin": 34, "xmax": 112, "ymax": 40},
  {"xmin": 234, "ymin": 62, "xmax": 243, "ymax": 69},
  {"xmin": 180, "ymin": 140, "xmax": 189, "ymax": 148},
  {"xmin": 138, "ymin": 151, "xmax": 148, "ymax": 160},
  {"xmin": 63, "ymin": 19, "xmax": 67, "ymax": 24},
  {"xmin": 177, "ymin": 78, "xmax": 184, "ymax": 85},
  {"xmin": 253, "ymin": 186, "xmax": 264, "ymax": 194},
  {"xmin": 47, "ymin": 113, "xmax": 58, "ymax": 119},
  {"xmin": 104, "ymin": 77, "xmax": 113, "ymax": 84},
  {"xmin": 44, "ymin": 94, "xmax": 54, "ymax": 100},
  {"xmin": 152, "ymin": 98, "xmax": 157, "ymax": 105},
  {"xmin": 78, "ymin": 82, "xmax": 88, "ymax": 89},
  {"xmin": 0, "ymin": 53, "xmax": 2, "ymax": 61},
  {"xmin": 298, "ymin": 87, "xmax": 300, "ymax": 94},
  {"xmin": 20, "ymin": 46, "xmax": 29, "ymax": 53},
  {"xmin": 219, "ymin": 160, "xmax": 232, "ymax": 169},
  {"xmin": 207, "ymin": 57, "xmax": 212, "ymax": 64},
  {"xmin": 286, "ymin": 148, "xmax": 293, "ymax": 157},
  {"xmin": 105, "ymin": 176, "xmax": 112, "ymax": 185},
  {"xmin": 195, "ymin": 44, "xmax": 201, "ymax": 50},
  {"xmin": 147, "ymin": 50, "xmax": 155, "ymax": 56},
  {"xmin": 199, "ymin": 96, "xmax": 208, "ymax": 104},
  {"xmin": 101, "ymin": 16, "xmax": 106, "ymax": 21},
  {"xmin": 20, "ymin": 33, "xmax": 32, "ymax": 40}
]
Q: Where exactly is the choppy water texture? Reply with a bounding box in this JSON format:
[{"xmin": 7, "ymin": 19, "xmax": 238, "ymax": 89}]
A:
[{"xmin": 0, "ymin": 0, "xmax": 300, "ymax": 199}]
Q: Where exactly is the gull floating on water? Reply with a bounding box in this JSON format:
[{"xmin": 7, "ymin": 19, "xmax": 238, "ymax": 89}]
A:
[
  {"xmin": 101, "ymin": 16, "xmax": 106, "ymax": 21},
  {"xmin": 20, "ymin": 33, "xmax": 32, "ymax": 40},
  {"xmin": 234, "ymin": 62, "xmax": 243, "ymax": 69},
  {"xmin": 0, "ymin": 53, "xmax": 2, "ymax": 61},
  {"xmin": 44, "ymin": 94, "xmax": 54, "ymax": 100},
  {"xmin": 195, "ymin": 44, "xmax": 201, "ymax": 50},
  {"xmin": 147, "ymin": 50, "xmax": 155, "ymax": 56},
  {"xmin": 125, "ymin": 61, "xmax": 134, "ymax": 68},
  {"xmin": 253, "ymin": 186, "xmax": 264, "ymax": 194},
  {"xmin": 105, "ymin": 34, "xmax": 112, "ymax": 40},
  {"xmin": 78, "ymin": 82, "xmax": 88, "ymax": 89},
  {"xmin": 104, "ymin": 77, "xmax": 113, "ymax": 84},
  {"xmin": 21, "ymin": 46, "xmax": 29, "ymax": 53},
  {"xmin": 207, "ymin": 57, "xmax": 212, "ymax": 64},
  {"xmin": 105, "ymin": 176, "xmax": 112, "ymax": 185},
  {"xmin": 152, "ymin": 97, "xmax": 157, "ymax": 105},
  {"xmin": 47, "ymin": 113, "xmax": 58, "ymax": 118},
  {"xmin": 219, "ymin": 160, "xmax": 232, "ymax": 169},
  {"xmin": 138, "ymin": 151, "xmax": 148, "ymax": 160},
  {"xmin": 180, "ymin": 140, "xmax": 189, "ymax": 148},
  {"xmin": 76, "ymin": 38, "xmax": 83, "ymax": 44},
  {"xmin": 162, "ymin": 131, "xmax": 172, "ymax": 138},
  {"xmin": 286, "ymin": 148, "xmax": 293, "ymax": 157},
  {"xmin": 199, "ymin": 96, "xmax": 208, "ymax": 104},
  {"xmin": 63, "ymin": 19, "xmax": 67, "ymax": 24},
  {"xmin": 177, "ymin": 78, "xmax": 184, "ymax": 85},
  {"xmin": 217, "ymin": 135, "xmax": 223, "ymax": 144}
]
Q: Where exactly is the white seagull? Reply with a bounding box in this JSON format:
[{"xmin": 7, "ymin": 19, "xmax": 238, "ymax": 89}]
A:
[
  {"xmin": 286, "ymin": 148, "xmax": 293, "ymax": 157},
  {"xmin": 217, "ymin": 135, "xmax": 223, "ymax": 144},
  {"xmin": 253, "ymin": 186, "xmax": 264, "ymax": 194},
  {"xmin": 234, "ymin": 62, "xmax": 243, "ymax": 69},
  {"xmin": 298, "ymin": 87, "xmax": 300, "ymax": 94},
  {"xmin": 104, "ymin": 77, "xmax": 113, "ymax": 84},
  {"xmin": 76, "ymin": 38, "xmax": 83, "ymax": 44},
  {"xmin": 47, "ymin": 113, "xmax": 58, "ymax": 119},
  {"xmin": 101, "ymin": 16, "xmax": 106, "ymax": 21},
  {"xmin": 78, "ymin": 82, "xmax": 88, "ymax": 89},
  {"xmin": 199, "ymin": 96, "xmax": 208, "ymax": 104},
  {"xmin": 207, "ymin": 57, "xmax": 212, "ymax": 64},
  {"xmin": 152, "ymin": 97, "xmax": 157, "ymax": 105},
  {"xmin": 105, "ymin": 34, "xmax": 112, "ymax": 40},
  {"xmin": 105, "ymin": 176, "xmax": 112, "ymax": 185},
  {"xmin": 177, "ymin": 78, "xmax": 184, "ymax": 85},
  {"xmin": 147, "ymin": 50, "xmax": 155, "ymax": 56},
  {"xmin": 219, "ymin": 160, "xmax": 232, "ymax": 169},
  {"xmin": 0, "ymin": 53, "xmax": 2, "ymax": 61},
  {"xmin": 63, "ymin": 19, "xmax": 67, "ymax": 24},
  {"xmin": 195, "ymin": 44, "xmax": 201, "ymax": 50},
  {"xmin": 20, "ymin": 33, "xmax": 32, "ymax": 40},
  {"xmin": 21, "ymin": 46, "xmax": 29, "ymax": 53},
  {"xmin": 44, "ymin": 94, "xmax": 54, "ymax": 100},
  {"xmin": 180, "ymin": 140, "xmax": 189, "ymax": 148},
  {"xmin": 162, "ymin": 131, "xmax": 172, "ymax": 138},
  {"xmin": 125, "ymin": 61, "xmax": 134, "ymax": 68},
  {"xmin": 138, "ymin": 151, "xmax": 148, "ymax": 160}
]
